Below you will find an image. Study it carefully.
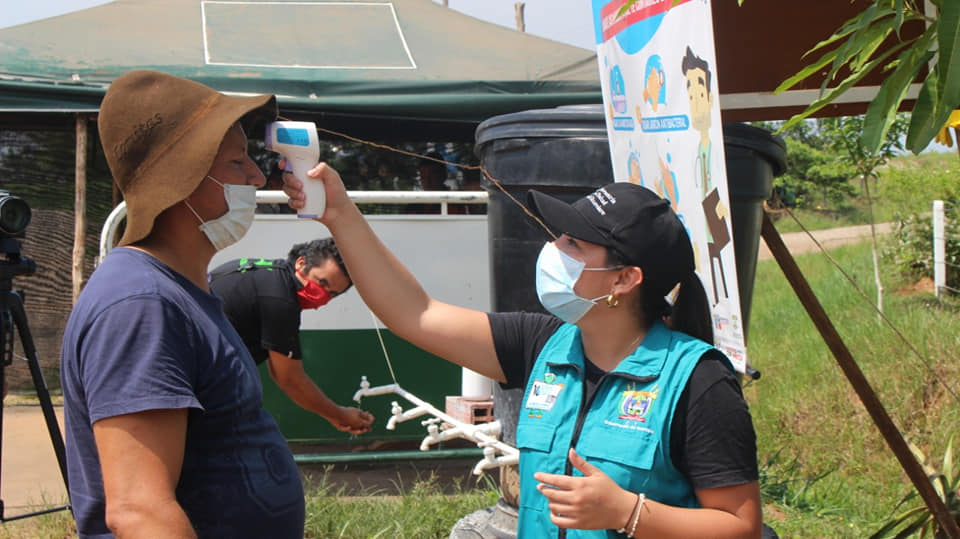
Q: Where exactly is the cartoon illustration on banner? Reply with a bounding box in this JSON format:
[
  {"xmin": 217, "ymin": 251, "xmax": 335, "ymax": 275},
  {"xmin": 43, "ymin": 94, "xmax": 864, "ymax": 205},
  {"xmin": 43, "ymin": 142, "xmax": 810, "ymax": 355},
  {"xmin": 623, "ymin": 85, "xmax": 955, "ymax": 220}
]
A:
[{"xmin": 591, "ymin": 0, "xmax": 748, "ymax": 371}]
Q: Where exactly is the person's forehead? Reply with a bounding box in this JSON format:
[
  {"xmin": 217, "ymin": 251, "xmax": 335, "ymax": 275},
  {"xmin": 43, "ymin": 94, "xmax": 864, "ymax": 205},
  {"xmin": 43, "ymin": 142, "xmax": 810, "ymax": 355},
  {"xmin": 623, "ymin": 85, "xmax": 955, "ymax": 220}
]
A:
[
  {"xmin": 563, "ymin": 234, "xmax": 606, "ymax": 253},
  {"xmin": 308, "ymin": 259, "xmax": 350, "ymax": 291},
  {"xmin": 214, "ymin": 123, "xmax": 247, "ymax": 155},
  {"xmin": 225, "ymin": 123, "xmax": 247, "ymax": 143},
  {"xmin": 309, "ymin": 257, "xmax": 344, "ymax": 277}
]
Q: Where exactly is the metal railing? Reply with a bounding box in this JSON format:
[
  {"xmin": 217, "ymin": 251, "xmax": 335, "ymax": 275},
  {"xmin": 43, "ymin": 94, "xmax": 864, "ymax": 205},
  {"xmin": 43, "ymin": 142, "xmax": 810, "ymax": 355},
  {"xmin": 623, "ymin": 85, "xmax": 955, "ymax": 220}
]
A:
[{"xmin": 99, "ymin": 190, "xmax": 489, "ymax": 263}]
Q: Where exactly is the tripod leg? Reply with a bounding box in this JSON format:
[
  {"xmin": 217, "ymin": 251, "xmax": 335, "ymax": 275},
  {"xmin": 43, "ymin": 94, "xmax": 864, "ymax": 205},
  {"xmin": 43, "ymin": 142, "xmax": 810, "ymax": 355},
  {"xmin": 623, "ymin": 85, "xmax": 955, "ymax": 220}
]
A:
[
  {"xmin": 8, "ymin": 292, "xmax": 69, "ymax": 494},
  {"xmin": 0, "ymin": 311, "xmax": 8, "ymax": 520}
]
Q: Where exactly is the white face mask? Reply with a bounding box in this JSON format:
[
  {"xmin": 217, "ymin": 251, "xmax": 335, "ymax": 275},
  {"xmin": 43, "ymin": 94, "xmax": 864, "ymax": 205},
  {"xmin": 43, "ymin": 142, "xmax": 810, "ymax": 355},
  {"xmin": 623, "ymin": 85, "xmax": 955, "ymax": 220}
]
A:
[
  {"xmin": 185, "ymin": 175, "xmax": 257, "ymax": 251},
  {"xmin": 534, "ymin": 241, "xmax": 620, "ymax": 324}
]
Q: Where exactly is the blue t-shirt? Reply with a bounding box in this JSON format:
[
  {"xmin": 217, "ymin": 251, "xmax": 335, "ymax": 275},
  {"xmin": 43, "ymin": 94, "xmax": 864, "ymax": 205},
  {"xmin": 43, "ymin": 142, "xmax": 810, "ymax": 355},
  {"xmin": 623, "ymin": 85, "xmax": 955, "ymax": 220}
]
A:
[{"xmin": 61, "ymin": 248, "xmax": 304, "ymax": 538}]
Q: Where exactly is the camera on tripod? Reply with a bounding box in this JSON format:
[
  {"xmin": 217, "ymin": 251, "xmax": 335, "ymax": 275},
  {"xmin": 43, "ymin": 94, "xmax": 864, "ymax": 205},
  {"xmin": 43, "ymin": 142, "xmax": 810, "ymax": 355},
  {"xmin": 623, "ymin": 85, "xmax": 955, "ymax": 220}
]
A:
[
  {"xmin": 0, "ymin": 190, "xmax": 69, "ymax": 521},
  {"xmin": 0, "ymin": 191, "xmax": 31, "ymax": 239},
  {"xmin": 0, "ymin": 190, "xmax": 35, "ymax": 279}
]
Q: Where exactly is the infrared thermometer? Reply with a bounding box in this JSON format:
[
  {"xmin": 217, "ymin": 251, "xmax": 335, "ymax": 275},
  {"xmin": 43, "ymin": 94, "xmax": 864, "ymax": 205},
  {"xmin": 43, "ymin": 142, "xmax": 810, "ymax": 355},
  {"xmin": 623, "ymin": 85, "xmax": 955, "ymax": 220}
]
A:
[{"xmin": 264, "ymin": 121, "xmax": 323, "ymax": 218}]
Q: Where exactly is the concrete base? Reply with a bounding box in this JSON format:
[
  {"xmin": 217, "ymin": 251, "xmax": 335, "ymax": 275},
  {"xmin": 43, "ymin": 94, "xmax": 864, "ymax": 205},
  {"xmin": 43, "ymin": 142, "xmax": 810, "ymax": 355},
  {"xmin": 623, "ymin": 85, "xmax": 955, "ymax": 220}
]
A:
[{"xmin": 449, "ymin": 498, "xmax": 518, "ymax": 539}]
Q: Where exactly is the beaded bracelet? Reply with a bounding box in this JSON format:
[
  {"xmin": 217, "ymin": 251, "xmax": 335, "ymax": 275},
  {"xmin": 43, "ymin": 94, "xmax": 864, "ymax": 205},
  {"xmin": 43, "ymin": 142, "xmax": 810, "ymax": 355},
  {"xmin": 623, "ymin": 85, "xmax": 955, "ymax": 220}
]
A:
[
  {"xmin": 627, "ymin": 493, "xmax": 646, "ymax": 537},
  {"xmin": 616, "ymin": 492, "xmax": 644, "ymax": 535}
]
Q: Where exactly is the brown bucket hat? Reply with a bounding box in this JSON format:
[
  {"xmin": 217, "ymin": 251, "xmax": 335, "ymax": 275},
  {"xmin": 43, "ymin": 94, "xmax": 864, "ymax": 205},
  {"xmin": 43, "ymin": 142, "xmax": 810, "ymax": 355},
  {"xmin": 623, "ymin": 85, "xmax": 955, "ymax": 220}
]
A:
[{"xmin": 98, "ymin": 70, "xmax": 277, "ymax": 246}]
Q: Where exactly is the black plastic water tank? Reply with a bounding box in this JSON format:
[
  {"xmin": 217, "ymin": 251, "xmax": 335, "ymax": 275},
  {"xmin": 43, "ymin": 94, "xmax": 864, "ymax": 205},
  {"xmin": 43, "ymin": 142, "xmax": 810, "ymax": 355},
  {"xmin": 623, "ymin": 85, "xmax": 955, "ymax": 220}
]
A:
[
  {"xmin": 475, "ymin": 104, "xmax": 612, "ymax": 318},
  {"xmin": 722, "ymin": 123, "xmax": 786, "ymax": 339}
]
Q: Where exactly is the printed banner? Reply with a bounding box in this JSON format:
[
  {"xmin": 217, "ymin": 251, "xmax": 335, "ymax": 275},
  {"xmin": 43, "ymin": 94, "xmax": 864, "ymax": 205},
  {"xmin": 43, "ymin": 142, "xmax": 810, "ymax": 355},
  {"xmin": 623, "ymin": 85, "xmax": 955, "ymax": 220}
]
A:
[{"xmin": 592, "ymin": 0, "xmax": 748, "ymax": 372}]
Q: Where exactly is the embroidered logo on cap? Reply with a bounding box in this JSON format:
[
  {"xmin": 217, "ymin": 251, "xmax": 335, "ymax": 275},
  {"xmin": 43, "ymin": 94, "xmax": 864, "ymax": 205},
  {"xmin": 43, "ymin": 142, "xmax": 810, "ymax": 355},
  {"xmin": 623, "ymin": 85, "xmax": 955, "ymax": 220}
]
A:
[{"xmin": 586, "ymin": 187, "xmax": 617, "ymax": 215}]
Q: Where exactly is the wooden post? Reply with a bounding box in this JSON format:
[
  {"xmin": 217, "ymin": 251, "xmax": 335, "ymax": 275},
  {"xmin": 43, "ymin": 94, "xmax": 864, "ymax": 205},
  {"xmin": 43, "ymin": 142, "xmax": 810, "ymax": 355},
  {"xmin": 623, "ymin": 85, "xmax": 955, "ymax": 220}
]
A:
[
  {"xmin": 73, "ymin": 114, "xmax": 88, "ymax": 304},
  {"xmin": 954, "ymin": 127, "xmax": 960, "ymax": 160},
  {"xmin": 760, "ymin": 212, "xmax": 960, "ymax": 539},
  {"xmin": 514, "ymin": 2, "xmax": 525, "ymax": 33}
]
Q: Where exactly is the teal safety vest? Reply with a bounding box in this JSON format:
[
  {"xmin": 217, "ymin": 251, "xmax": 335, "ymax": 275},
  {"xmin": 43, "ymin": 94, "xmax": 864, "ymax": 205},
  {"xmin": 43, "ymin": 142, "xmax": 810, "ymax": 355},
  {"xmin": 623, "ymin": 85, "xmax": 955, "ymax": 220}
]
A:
[{"xmin": 516, "ymin": 321, "xmax": 713, "ymax": 538}]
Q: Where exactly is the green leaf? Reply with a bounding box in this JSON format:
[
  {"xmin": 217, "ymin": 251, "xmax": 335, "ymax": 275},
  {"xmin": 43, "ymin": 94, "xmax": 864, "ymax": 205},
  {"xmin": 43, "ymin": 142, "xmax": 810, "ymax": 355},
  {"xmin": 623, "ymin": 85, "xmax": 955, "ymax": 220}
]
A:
[
  {"xmin": 892, "ymin": 0, "xmax": 905, "ymax": 37},
  {"xmin": 779, "ymin": 41, "xmax": 908, "ymax": 132},
  {"xmin": 871, "ymin": 519, "xmax": 906, "ymax": 538},
  {"xmin": 804, "ymin": 18, "xmax": 861, "ymax": 57},
  {"xmin": 894, "ymin": 514, "xmax": 933, "ymax": 538},
  {"xmin": 861, "ymin": 26, "xmax": 937, "ymax": 151},
  {"xmin": 943, "ymin": 437, "xmax": 955, "ymax": 489},
  {"xmin": 850, "ymin": 22, "xmax": 895, "ymax": 74},
  {"xmin": 906, "ymin": 73, "xmax": 945, "ymax": 152},
  {"xmin": 823, "ymin": 6, "xmax": 896, "ymax": 88},
  {"xmin": 935, "ymin": 0, "xmax": 960, "ymax": 115},
  {"xmin": 872, "ymin": 511, "xmax": 916, "ymax": 539},
  {"xmin": 775, "ymin": 50, "xmax": 839, "ymax": 93},
  {"xmin": 931, "ymin": 472, "xmax": 947, "ymax": 499}
]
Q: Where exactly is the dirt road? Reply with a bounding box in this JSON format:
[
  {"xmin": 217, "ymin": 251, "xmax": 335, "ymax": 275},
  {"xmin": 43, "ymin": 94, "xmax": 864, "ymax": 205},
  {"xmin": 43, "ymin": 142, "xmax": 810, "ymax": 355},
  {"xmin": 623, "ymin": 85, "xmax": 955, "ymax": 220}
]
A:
[
  {"xmin": 1, "ymin": 403, "xmax": 68, "ymax": 518},
  {"xmin": 757, "ymin": 223, "xmax": 892, "ymax": 261}
]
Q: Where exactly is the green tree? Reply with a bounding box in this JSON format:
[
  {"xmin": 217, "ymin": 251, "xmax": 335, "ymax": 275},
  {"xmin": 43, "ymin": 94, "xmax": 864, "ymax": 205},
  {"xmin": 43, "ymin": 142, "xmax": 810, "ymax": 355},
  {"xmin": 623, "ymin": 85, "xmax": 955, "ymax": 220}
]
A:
[
  {"xmin": 756, "ymin": 120, "xmax": 856, "ymax": 210},
  {"xmin": 819, "ymin": 114, "xmax": 910, "ymax": 314},
  {"xmin": 778, "ymin": 0, "xmax": 959, "ymax": 155},
  {"xmin": 815, "ymin": 113, "xmax": 909, "ymax": 221}
]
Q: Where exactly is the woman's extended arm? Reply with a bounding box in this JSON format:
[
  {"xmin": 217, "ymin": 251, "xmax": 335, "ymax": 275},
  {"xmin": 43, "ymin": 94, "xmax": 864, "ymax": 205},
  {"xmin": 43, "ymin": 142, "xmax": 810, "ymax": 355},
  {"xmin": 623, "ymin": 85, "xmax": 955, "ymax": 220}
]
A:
[{"xmin": 284, "ymin": 163, "xmax": 506, "ymax": 383}]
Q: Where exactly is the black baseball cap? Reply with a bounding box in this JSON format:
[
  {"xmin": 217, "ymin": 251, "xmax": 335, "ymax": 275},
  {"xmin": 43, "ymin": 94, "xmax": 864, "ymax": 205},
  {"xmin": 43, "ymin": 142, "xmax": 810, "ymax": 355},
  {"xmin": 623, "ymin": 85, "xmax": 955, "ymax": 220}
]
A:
[{"xmin": 527, "ymin": 182, "xmax": 695, "ymax": 299}]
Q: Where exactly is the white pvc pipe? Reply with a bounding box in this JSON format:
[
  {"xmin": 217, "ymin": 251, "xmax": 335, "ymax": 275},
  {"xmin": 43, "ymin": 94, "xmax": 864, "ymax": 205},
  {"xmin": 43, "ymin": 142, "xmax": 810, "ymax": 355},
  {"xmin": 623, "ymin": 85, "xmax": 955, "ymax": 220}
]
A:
[
  {"xmin": 352, "ymin": 377, "xmax": 518, "ymax": 475},
  {"xmin": 461, "ymin": 368, "xmax": 493, "ymax": 400},
  {"xmin": 933, "ymin": 200, "xmax": 945, "ymax": 298}
]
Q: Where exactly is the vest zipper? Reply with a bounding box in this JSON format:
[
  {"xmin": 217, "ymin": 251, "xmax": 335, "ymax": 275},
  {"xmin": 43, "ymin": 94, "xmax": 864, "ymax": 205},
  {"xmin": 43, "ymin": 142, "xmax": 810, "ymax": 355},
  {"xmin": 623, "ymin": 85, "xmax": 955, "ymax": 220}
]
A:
[{"xmin": 556, "ymin": 368, "xmax": 656, "ymax": 539}]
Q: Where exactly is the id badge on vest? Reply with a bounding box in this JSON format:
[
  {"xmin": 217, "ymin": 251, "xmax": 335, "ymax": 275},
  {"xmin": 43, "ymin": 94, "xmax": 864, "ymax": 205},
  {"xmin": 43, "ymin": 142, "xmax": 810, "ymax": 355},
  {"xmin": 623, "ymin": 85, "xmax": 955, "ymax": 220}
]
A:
[{"xmin": 525, "ymin": 376, "xmax": 564, "ymax": 412}]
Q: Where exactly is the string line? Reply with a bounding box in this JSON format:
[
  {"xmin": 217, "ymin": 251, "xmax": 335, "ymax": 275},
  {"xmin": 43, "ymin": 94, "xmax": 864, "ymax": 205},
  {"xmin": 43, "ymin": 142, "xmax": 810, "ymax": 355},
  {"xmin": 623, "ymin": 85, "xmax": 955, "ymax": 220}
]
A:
[
  {"xmin": 283, "ymin": 120, "xmax": 959, "ymax": 407},
  {"xmin": 782, "ymin": 206, "xmax": 960, "ymax": 404}
]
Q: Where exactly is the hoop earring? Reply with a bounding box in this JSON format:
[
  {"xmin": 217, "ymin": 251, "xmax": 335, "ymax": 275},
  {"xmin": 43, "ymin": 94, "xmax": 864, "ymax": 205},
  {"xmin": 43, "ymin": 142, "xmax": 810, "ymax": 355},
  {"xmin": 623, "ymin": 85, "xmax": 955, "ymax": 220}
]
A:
[{"xmin": 606, "ymin": 294, "xmax": 619, "ymax": 308}]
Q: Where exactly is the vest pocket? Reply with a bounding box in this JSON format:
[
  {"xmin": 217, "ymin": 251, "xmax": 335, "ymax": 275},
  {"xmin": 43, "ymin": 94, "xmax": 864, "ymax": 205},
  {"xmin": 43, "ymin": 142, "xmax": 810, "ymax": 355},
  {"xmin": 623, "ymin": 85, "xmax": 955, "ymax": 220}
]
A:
[
  {"xmin": 516, "ymin": 422, "xmax": 561, "ymax": 517},
  {"xmin": 578, "ymin": 426, "xmax": 657, "ymax": 468},
  {"xmin": 516, "ymin": 422, "xmax": 557, "ymax": 453},
  {"xmin": 575, "ymin": 427, "xmax": 658, "ymax": 491}
]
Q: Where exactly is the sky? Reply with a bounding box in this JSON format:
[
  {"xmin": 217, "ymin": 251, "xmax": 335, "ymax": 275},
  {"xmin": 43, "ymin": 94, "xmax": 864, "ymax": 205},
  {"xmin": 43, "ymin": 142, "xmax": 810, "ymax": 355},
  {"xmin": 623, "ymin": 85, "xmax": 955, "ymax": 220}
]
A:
[
  {"xmin": 0, "ymin": 0, "xmax": 115, "ymax": 29},
  {"xmin": 0, "ymin": 0, "xmax": 597, "ymax": 49},
  {"xmin": 437, "ymin": 0, "xmax": 595, "ymax": 50}
]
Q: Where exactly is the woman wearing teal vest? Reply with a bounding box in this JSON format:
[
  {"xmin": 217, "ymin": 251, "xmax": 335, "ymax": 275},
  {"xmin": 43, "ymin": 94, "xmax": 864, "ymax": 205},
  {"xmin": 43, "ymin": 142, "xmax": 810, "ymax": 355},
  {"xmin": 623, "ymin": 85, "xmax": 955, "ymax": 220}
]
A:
[{"xmin": 285, "ymin": 166, "xmax": 761, "ymax": 538}]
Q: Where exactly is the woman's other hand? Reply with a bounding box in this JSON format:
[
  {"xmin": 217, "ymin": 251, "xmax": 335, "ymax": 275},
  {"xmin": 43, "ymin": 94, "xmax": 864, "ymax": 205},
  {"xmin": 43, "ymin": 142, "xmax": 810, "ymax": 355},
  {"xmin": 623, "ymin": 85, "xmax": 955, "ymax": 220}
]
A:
[{"xmin": 534, "ymin": 448, "xmax": 637, "ymax": 531}]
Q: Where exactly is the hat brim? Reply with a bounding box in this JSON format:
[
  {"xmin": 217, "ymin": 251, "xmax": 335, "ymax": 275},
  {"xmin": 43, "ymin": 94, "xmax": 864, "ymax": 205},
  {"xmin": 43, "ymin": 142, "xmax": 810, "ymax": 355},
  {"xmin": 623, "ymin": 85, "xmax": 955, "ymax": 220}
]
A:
[
  {"xmin": 118, "ymin": 93, "xmax": 277, "ymax": 246},
  {"xmin": 527, "ymin": 190, "xmax": 609, "ymax": 246}
]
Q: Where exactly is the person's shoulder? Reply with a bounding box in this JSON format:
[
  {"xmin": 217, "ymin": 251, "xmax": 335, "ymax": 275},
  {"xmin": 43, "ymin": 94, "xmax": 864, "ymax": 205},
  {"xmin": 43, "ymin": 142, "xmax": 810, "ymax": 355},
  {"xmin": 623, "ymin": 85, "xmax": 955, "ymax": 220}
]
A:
[
  {"xmin": 86, "ymin": 248, "xmax": 160, "ymax": 295},
  {"xmin": 694, "ymin": 349, "xmax": 736, "ymax": 377},
  {"xmin": 488, "ymin": 311, "xmax": 562, "ymax": 337},
  {"xmin": 210, "ymin": 257, "xmax": 243, "ymax": 276},
  {"xmin": 75, "ymin": 248, "xmax": 179, "ymax": 319},
  {"xmin": 685, "ymin": 349, "xmax": 741, "ymax": 402}
]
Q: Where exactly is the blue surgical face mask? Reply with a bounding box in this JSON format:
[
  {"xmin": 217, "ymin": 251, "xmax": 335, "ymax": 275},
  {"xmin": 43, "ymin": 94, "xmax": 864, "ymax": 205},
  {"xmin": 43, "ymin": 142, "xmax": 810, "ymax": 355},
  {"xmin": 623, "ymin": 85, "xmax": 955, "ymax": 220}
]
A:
[
  {"xmin": 535, "ymin": 241, "xmax": 621, "ymax": 324},
  {"xmin": 185, "ymin": 175, "xmax": 257, "ymax": 251}
]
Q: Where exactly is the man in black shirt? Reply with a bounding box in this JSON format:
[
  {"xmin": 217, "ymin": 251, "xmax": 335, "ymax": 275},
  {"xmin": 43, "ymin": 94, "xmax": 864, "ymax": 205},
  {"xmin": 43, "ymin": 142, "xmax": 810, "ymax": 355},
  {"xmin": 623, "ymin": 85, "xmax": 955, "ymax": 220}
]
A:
[{"xmin": 210, "ymin": 238, "xmax": 374, "ymax": 433}]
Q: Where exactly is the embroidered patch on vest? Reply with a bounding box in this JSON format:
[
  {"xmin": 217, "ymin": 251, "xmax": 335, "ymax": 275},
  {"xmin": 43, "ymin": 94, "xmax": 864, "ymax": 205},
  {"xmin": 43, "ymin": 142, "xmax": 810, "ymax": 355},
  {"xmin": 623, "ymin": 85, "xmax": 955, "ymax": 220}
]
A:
[{"xmin": 618, "ymin": 385, "xmax": 659, "ymax": 422}]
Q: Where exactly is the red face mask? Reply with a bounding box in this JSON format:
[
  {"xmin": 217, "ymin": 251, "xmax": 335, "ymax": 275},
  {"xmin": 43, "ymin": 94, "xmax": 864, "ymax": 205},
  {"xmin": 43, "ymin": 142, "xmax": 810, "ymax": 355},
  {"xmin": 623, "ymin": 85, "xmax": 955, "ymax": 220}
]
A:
[{"xmin": 296, "ymin": 270, "xmax": 332, "ymax": 310}]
